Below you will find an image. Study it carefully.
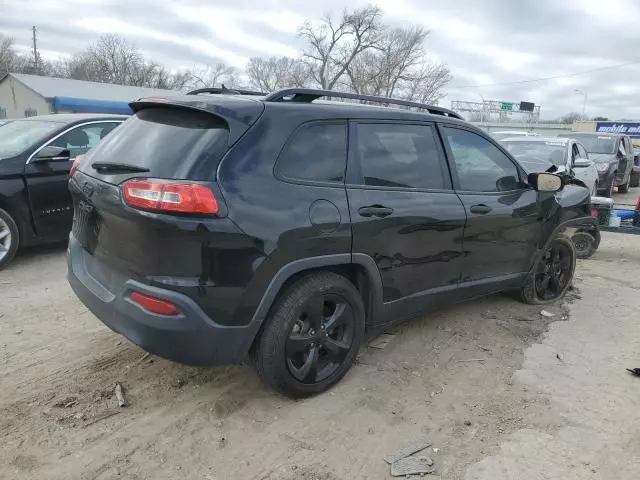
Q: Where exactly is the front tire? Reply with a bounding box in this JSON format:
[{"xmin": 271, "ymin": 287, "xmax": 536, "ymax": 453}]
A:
[
  {"xmin": 253, "ymin": 272, "xmax": 365, "ymax": 397},
  {"xmin": 604, "ymin": 175, "xmax": 615, "ymax": 197},
  {"xmin": 520, "ymin": 235, "xmax": 576, "ymax": 305},
  {"xmin": 618, "ymin": 172, "xmax": 631, "ymax": 193},
  {"xmin": 0, "ymin": 208, "xmax": 19, "ymax": 269}
]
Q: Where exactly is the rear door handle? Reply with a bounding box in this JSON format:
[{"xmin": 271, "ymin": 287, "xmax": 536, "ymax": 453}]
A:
[
  {"xmin": 358, "ymin": 205, "xmax": 394, "ymax": 218},
  {"xmin": 469, "ymin": 204, "xmax": 492, "ymax": 214}
]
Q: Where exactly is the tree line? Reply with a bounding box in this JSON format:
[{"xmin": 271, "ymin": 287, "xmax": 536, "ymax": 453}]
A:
[{"xmin": 0, "ymin": 5, "xmax": 451, "ymax": 104}]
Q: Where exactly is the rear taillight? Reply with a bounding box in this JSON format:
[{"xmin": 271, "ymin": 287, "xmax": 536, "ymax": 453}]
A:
[
  {"xmin": 122, "ymin": 179, "xmax": 218, "ymax": 215},
  {"xmin": 130, "ymin": 291, "xmax": 179, "ymax": 316},
  {"xmin": 70, "ymin": 154, "xmax": 84, "ymax": 178},
  {"xmin": 636, "ymin": 195, "xmax": 640, "ymax": 211}
]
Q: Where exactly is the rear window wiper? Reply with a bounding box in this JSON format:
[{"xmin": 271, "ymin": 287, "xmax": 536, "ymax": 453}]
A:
[{"xmin": 91, "ymin": 162, "xmax": 150, "ymax": 173}]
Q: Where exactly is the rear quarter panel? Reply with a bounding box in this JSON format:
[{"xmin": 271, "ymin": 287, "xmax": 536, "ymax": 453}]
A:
[{"xmin": 217, "ymin": 105, "xmax": 352, "ymax": 326}]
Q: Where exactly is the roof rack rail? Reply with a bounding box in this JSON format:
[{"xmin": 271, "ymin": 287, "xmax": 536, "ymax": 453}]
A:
[
  {"xmin": 263, "ymin": 88, "xmax": 464, "ymax": 120},
  {"xmin": 187, "ymin": 85, "xmax": 266, "ymax": 96}
]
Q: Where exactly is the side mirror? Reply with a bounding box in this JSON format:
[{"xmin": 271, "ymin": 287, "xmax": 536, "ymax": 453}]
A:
[
  {"xmin": 573, "ymin": 158, "xmax": 592, "ymax": 168},
  {"xmin": 528, "ymin": 172, "xmax": 562, "ymax": 192},
  {"xmin": 32, "ymin": 146, "xmax": 71, "ymax": 163}
]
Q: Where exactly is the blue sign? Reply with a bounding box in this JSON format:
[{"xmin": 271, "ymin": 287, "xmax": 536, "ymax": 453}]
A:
[{"xmin": 596, "ymin": 122, "xmax": 640, "ymax": 138}]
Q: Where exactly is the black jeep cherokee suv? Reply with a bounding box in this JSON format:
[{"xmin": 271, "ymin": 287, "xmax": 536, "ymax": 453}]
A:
[{"xmin": 68, "ymin": 88, "xmax": 597, "ymax": 397}]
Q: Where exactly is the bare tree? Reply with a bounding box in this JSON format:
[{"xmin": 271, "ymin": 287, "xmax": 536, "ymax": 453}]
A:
[
  {"xmin": 558, "ymin": 112, "xmax": 584, "ymax": 124},
  {"xmin": 65, "ymin": 34, "xmax": 146, "ymax": 84},
  {"xmin": 345, "ymin": 26, "xmax": 451, "ymax": 104},
  {"xmin": 246, "ymin": 56, "xmax": 309, "ymax": 92},
  {"xmin": 297, "ymin": 5, "xmax": 384, "ymax": 90},
  {"xmin": 0, "ymin": 36, "xmax": 18, "ymax": 77},
  {"xmin": 187, "ymin": 62, "xmax": 238, "ymax": 90}
]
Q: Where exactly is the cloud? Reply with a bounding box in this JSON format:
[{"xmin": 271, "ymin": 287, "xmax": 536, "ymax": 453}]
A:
[{"xmin": 3, "ymin": 0, "xmax": 640, "ymax": 119}]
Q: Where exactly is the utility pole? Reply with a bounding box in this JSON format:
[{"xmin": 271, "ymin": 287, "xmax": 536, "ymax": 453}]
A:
[
  {"xmin": 575, "ymin": 89, "xmax": 587, "ymax": 120},
  {"xmin": 32, "ymin": 26, "xmax": 38, "ymax": 73}
]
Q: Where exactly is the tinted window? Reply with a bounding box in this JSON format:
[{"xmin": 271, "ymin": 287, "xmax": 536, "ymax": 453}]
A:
[
  {"xmin": 355, "ymin": 123, "xmax": 447, "ymax": 189},
  {"xmin": 277, "ymin": 122, "xmax": 347, "ymax": 183},
  {"xmin": 444, "ymin": 127, "xmax": 521, "ymax": 192},
  {"xmin": 87, "ymin": 108, "xmax": 229, "ymax": 181},
  {"xmin": 50, "ymin": 122, "xmax": 121, "ymax": 157}
]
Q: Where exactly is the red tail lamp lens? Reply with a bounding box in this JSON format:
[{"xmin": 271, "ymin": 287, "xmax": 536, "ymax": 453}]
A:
[
  {"xmin": 130, "ymin": 292, "xmax": 179, "ymax": 316},
  {"xmin": 122, "ymin": 180, "xmax": 218, "ymax": 214},
  {"xmin": 591, "ymin": 208, "xmax": 599, "ymax": 217},
  {"xmin": 70, "ymin": 155, "xmax": 84, "ymax": 178}
]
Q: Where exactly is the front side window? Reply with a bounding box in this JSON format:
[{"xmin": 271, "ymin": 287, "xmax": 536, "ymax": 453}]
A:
[
  {"xmin": 354, "ymin": 123, "xmax": 448, "ymax": 189},
  {"xmin": 577, "ymin": 143, "xmax": 588, "ymax": 159},
  {"xmin": 49, "ymin": 122, "xmax": 121, "ymax": 158},
  {"xmin": 444, "ymin": 127, "xmax": 521, "ymax": 192},
  {"xmin": 277, "ymin": 122, "xmax": 347, "ymax": 183}
]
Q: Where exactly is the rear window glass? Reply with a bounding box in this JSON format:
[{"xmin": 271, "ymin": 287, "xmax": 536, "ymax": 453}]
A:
[
  {"xmin": 88, "ymin": 107, "xmax": 229, "ymax": 180},
  {"xmin": 276, "ymin": 122, "xmax": 347, "ymax": 183}
]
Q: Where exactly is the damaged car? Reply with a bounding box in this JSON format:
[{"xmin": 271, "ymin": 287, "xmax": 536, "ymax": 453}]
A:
[{"xmin": 68, "ymin": 88, "xmax": 598, "ymax": 397}]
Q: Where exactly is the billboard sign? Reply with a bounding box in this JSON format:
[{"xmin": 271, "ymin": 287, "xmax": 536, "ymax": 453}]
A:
[{"xmin": 595, "ymin": 122, "xmax": 640, "ymax": 138}]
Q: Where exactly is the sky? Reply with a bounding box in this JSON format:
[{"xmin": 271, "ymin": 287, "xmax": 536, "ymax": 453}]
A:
[{"xmin": 2, "ymin": 0, "xmax": 640, "ymax": 120}]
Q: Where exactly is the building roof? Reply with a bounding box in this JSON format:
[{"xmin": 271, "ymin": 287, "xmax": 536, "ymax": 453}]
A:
[
  {"xmin": 3, "ymin": 73, "xmax": 179, "ymax": 103},
  {"xmin": 18, "ymin": 113, "xmax": 128, "ymax": 123}
]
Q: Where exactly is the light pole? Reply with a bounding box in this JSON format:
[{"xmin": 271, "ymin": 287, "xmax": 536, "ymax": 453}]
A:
[{"xmin": 575, "ymin": 89, "xmax": 587, "ymax": 119}]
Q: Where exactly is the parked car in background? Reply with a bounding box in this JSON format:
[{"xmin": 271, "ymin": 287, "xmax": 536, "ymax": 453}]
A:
[
  {"xmin": 558, "ymin": 132, "xmax": 634, "ymax": 196},
  {"xmin": 500, "ymin": 136, "xmax": 599, "ymax": 195},
  {"xmin": 632, "ymin": 144, "xmax": 640, "ymax": 187},
  {"xmin": 67, "ymin": 88, "xmax": 596, "ymax": 397},
  {"xmin": 0, "ymin": 113, "xmax": 126, "ymax": 268},
  {"xmin": 491, "ymin": 131, "xmax": 539, "ymax": 141}
]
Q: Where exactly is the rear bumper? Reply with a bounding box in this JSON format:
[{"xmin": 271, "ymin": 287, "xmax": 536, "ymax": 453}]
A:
[{"xmin": 67, "ymin": 235, "xmax": 257, "ymax": 366}]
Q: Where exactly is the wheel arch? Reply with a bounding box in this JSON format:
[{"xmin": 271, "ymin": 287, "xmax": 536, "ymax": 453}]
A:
[
  {"xmin": 0, "ymin": 194, "xmax": 27, "ymax": 245},
  {"xmin": 245, "ymin": 254, "xmax": 383, "ymax": 353},
  {"xmin": 528, "ymin": 216, "xmax": 599, "ymax": 276}
]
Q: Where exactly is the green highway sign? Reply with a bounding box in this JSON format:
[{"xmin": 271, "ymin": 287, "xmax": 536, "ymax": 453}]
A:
[{"xmin": 501, "ymin": 102, "xmax": 513, "ymax": 111}]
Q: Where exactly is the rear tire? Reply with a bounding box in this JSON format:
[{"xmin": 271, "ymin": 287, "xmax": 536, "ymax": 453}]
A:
[
  {"xmin": 0, "ymin": 208, "xmax": 19, "ymax": 269},
  {"xmin": 520, "ymin": 235, "xmax": 576, "ymax": 305},
  {"xmin": 253, "ymin": 272, "xmax": 365, "ymax": 397},
  {"xmin": 630, "ymin": 172, "xmax": 639, "ymax": 188}
]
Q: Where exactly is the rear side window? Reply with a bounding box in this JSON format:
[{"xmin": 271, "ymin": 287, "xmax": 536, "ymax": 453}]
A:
[
  {"xmin": 88, "ymin": 108, "xmax": 229, "ymax": 180},
  {"xmin": 276, "ymin": 122, "xmax": 347, "ymax": 183},
  {"xmin": 354, "ymin": 123, "xmax": 448, "ymax": 189}
]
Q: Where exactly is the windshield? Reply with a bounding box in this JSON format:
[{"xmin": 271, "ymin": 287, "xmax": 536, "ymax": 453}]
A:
[
  {"xmin": 0, "ymin": 119, "xmax": 62, "ymax": 159},
  {"xmin": 566, "ymin": 134, "xmax": 616, "ymax": 154},
  {"xmin": 502, "ymin": 140, "xmax": 567, "ymax": 166}
]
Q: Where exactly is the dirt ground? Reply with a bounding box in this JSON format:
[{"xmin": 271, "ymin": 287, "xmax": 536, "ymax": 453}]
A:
[{"xmin": 2, "ymin": 190, "xmax": 640, "ymax": 480}]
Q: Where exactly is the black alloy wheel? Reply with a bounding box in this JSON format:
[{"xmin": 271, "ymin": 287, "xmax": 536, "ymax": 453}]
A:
[
  {"xmin": 253, "ymin": 272, "xmax": 364, "ymax": 397},
  {"xmin": 534, "ymin": 241, "xmax": 573, "ymax": 301},
  {"xmin": 286, "ymin": 293, "xmax": 355, "ymax": 384}
]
